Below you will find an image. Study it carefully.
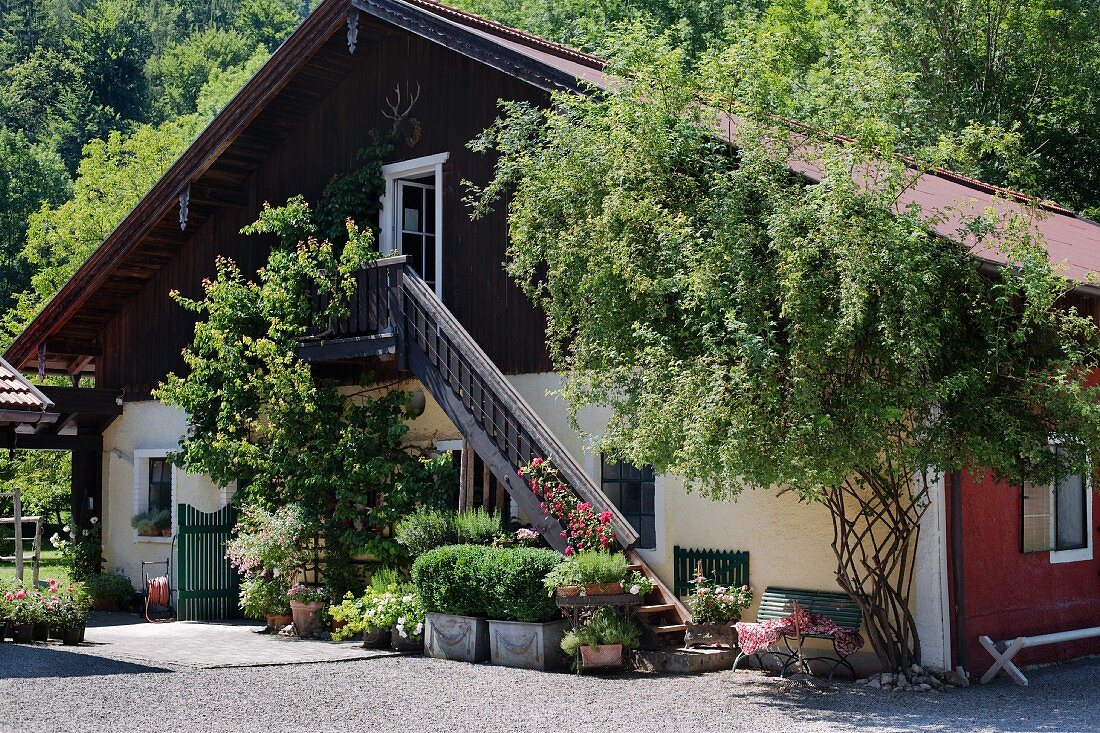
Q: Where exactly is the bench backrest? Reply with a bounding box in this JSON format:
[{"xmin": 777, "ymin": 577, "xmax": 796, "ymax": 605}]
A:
[{"xmin": 758, "ymin": 586, "xmax": 862, "ymax": 631}]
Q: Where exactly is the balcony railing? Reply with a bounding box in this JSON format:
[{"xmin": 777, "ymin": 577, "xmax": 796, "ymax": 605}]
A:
[{"xmin": 303, "ymin": 255, "xmax": 405, "ymax": 340}]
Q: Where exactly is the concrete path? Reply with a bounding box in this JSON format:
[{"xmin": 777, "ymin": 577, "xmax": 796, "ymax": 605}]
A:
[{"xmin": 44, "ymin": 612, "xmax": 395, "ymax": 669}]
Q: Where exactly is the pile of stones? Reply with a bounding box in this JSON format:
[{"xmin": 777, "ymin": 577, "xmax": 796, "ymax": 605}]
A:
[{"xmin": 855, "ymin": 664, "xmax": 970, "ymax": 692}]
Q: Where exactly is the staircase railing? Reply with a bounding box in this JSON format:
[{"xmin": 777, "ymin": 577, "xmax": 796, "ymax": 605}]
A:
[{"xmin": 398, "ymin": 269, "xmax": 641, "ymax": 549}]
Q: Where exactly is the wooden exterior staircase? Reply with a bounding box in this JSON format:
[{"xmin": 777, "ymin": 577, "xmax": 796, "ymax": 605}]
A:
[{"xmin": 299, "ymin": 257, "xmax": 691, "ymax": 646}]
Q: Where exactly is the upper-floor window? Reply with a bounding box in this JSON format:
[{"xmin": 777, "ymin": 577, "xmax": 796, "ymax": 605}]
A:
[
  {"xmin": 1022, "ymin": 446, "xmax": 1092, "ymax": 562},
  {"xmin": 601, "ymin": 455, "xmax": 656, "ymax": 549}
]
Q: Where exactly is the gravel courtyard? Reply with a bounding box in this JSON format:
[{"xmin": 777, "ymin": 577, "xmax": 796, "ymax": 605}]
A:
[{"xmin": 2, "ymin": 640, "xmax": 1098, "ymax": 733}]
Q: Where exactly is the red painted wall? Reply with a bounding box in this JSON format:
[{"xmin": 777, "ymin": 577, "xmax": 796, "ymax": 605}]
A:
[{"xmin": 947, "ymin": 470, "xmax": 1100, "ymax": 673}]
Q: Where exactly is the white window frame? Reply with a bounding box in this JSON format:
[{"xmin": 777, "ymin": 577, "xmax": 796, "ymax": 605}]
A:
[
  {"xmin": 379, "ymin": 152, "xmax": 448, "ymax": 300},
  {"xmin": 132, "ymin": 448, "xmax": 177, "ymax": 544}
]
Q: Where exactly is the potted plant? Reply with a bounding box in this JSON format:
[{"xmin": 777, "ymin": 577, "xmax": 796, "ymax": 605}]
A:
[
  {"xmin": 84, "ymin": 572, "xmax": 136, "ymax": 612},
  {"xmin": 485, "ymin": 547, "xmax": 569, "ymax": 671},
  {"xmin": 3, "ymin": 585, "xmax": 37, "ymax": 643},
  {"xmin": 683, "ymin": 571, "xmax": 753, "ymax": 648},
  {"xmin": 130, "ymin": 509, "xmax": 170, "ymax": 538},
  {"xmin": 49, "ymin": 582, "xmax": 93, "ymax": 645},
  {"xmin": 560, "ymin": 608, "xmax": 641, "ymax": 671},
  {"xmin": 287, "ymin": 583, "xmax": 329, "ymax": 637},
  {"xmin": 240, "ymin": 576, "xmax": 292, "ymax": 631},
  {"xmin": 543, "ymin": 550, "xmax": 628, "ymax": 597},
  {"xmin": 412, "ymin": 545, "xmax": 492, "ymax": 663},
  {"xmin": 388, "ymin": 591, "xmax": 426, "ymax": 652}
]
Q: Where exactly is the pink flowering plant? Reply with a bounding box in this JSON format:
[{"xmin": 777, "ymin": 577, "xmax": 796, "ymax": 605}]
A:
[
  {"xmin": 686, "ymin": 571, "xmax": 753, "ymax": 625},
  {"xmin": 518, "ymin": 457, "xmax": 616, "ymax": 555},
  {"xmin": 287, "ymin": 583, "xmax": 329, "ymax": 605}
]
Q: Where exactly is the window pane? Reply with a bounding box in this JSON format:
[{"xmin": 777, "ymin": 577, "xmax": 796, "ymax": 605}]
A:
[
  {"xmin": 641, "ymin": 482, "xmax": 655, "ymax": 514},
  {"xmin": 1022, "ymin": 482, "xmax": 1053, "ymax": 552},
  {"xmin": 620, "ymin": 482, "xmax": 642, "ymax": 514},
  {"xmin": 639, "ymin": 516, "xmax": 656, "ymax": 549},
  {"xmin": 425, "ymin": 191, "xmax": 436, "ymax": 234},
  {"xmin": 150, "ymin": 458, "xmax": 164, "ymax": 484},
  {"xmin": 1055, "ymin": 474, "xmax": 1087, "ymax": 551},
  {"xmin": 403, "ymin": 233, "xmax": 423, "ymax": 275},
  {"xmin": 402, "ymin": 185, "xmax": 423, "ymax": 232},
  {"xmin": 424, "ymin": 235, "xmax": 436, "ymax": 283}
]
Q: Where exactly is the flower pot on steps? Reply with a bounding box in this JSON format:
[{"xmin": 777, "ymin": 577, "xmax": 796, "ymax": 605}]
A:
[
  {"xmin": 488, "ymin": 618, "xmax": 569, "ymax": 671},
  {"xmin": 582, "ymin": 582, "xmax": 623, "ymax": 596},
  {"xmin": 424, "ymin": 612, "xmax": 490, "ymax": 663},
  {"xmin": 683, "ymin": 622, "xmax": 737, "ymax": 648}
]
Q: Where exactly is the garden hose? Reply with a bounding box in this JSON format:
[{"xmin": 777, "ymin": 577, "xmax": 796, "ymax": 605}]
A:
[{"xmin": 145, "ymin": 575, "xmax": 172, "ymax": 624}]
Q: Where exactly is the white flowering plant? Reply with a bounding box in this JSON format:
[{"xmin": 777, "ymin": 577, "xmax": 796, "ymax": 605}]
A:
[
  {"xmin": 329, "ymin": 584, "xmax": 425, "ymax": 642},
  {"xmin": 624, "ymin": 570, "xmax": 654, "ymax": 597}
]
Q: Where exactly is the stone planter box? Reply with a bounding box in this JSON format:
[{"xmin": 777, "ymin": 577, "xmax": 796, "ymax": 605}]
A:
[
  {"xmin": 488, "ymin": 618, "xmax": 569, "ymax": 671},
  {"xmin": 424, "ymin": 612, "xmax": 489, "ymax": 663},
  {"xmin": 684, "ymin": 622, "xmax": 737, "ymax": 648},
  {"xmin": 362, "ymin": 627, "xmax": 392, "ymax": 649},
  {"xmin": 390, "ymin": 626, "xmax": 423, "ymax": 653}
]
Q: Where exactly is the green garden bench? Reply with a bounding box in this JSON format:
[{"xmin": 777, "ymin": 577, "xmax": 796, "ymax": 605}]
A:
[{"xmin": 734, "ymin": 586, "xmax": 863, "ymax": 679}]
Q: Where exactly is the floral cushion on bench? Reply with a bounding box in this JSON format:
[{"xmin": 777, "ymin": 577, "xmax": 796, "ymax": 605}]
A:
[{"xmin": 734, "ymin": 608, "xmax": 864, "ymax": 657}]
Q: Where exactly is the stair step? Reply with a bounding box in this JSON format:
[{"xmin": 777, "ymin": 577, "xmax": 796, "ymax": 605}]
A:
[
  {"xmin": 637, "ymin": 603, "xmax": 676, "ymax": 614},
  {"xmin": 625, "ymin": 564, "xmax": 644, "ymax": 572},
  {"xmin": 652, "ymin": 624, "xmax": 688, "ymax": 634}
]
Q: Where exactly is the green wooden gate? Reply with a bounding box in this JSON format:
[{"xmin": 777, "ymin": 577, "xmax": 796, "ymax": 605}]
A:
[
  {"xmin": 176, "ymin": 503, "xmax": 241, "ymax": 621},
  {"xmin": 673, "ymin": 545, "xmax": 750, "ymax": 597}
]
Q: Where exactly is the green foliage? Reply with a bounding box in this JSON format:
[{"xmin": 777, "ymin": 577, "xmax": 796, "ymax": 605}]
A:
[
  {"xmin": 560, "ymin": 608, "xmax": 640, "ymax": 655},
  {"xmin": 156, "ymin": 196, "xmax": 453, "ymax": 595},
  {"xmin": 83, "ymin": 573, "xmax": 135, "ymax": 605},
  {"xmin": 483, "ymin": 547, "xmax": 561, "ymax": 622},
  {"xmin": 411, "ymin": 544, "xmax": 563, "ymax": 621},
  {"xmin": 395, "ymin": 508, "xmax": 454, "ymax": 557},
  {"xmin": 315, "ymin": 131, "xmax": 393, "ymax": 243},
  {"xmin": 411, "ymin": 545, "xmax": 488, "ymax": 617},
  {"xmin": 0, "ymin": 451, "xmax": 71, "ymax": 524},
  {"xmin": 470, "ymin": 30, "xmax": 1100, "ymax": 669},
  {"xmin": 239, "ymin": 575, "xmax": 291, "ymax": 617},
  {"xmin": 130, "ymin": 508, "xmax": 171, "ymax": 533},
  {"xmin": 451, "ymin": 508, "xmax": 503, "ymax": 545},
  {"xmin": 554, "ymin": 551, "xmax": 627, "ymax": 585},
  {"xmin": 146, "ymin": 28, "xmax": 254, "ymax": 120}
]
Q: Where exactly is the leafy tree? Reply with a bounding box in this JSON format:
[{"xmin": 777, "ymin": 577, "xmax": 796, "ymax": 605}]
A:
[
  {"xmin": 194, "ymin": 46, "xmax": 270, "ymax": 119},
  {"xmin": 469, "ymin": 35, "xmax": 1100, "ymax": 672},
  {"xmin": 156, "ymin": 197, "xmax": 454, "ymax": 593},
  {"xmin": 232, "ymin": 0, "xmax": 302, "ymax": 50},
  {"xmin": 0, "ymin": 129, "xmax": 70, "ymax": 310},
  {"xmin": 146, "ymin": 28, "xmax": 254, "ymax": 119},
  {"xmin": 62, "ymin": 0, "xmax": 154, "ymax": 121}
]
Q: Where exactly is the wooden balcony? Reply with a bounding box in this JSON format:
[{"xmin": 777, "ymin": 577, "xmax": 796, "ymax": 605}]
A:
[{"xmin": 296, "ymin": 255, "xmax": 405, "ymax": 363}]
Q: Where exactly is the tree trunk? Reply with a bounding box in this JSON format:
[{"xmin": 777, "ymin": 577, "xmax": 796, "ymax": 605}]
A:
[{"xmin": 826, "ymin": 471, "xmax": 927, "ymax": 675}]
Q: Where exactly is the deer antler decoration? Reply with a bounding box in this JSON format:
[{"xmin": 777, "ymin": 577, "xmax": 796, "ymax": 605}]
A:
[{"xmin": 382, "ymin": 81, "xmax": 421, "ymax": 137}]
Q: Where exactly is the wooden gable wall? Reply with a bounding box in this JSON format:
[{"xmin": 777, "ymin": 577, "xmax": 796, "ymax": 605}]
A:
[{"xmin": 98, "ymin": 26, "xmax": 553, "ymax": 398}]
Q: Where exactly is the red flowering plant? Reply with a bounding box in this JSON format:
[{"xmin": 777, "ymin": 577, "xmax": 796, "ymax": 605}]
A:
[{"xmin": 518, "ymin": 457, "xmax": 616, "ymax": 555}]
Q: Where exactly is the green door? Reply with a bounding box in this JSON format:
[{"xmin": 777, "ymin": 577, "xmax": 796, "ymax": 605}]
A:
[{"xmin": 176, "ymin": 503, "xmax": 242, "ymax": 620}]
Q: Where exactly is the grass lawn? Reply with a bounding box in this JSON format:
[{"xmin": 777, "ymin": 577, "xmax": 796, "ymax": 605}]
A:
[{"xmin": 0, "ymin": 549, "xmax": 70, "ymax": 586}]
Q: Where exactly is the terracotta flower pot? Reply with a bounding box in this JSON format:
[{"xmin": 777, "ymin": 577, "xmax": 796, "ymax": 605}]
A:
[
  {"xmin": 160, "ymin": 529, "xmax": 172, "ymax": 537},
  {"xmin": 290, "ymin": 600, "xmax": 325, "ymax": 637},
  {"xmin": 556, "ymin": 585, "xmax": 581, "ymax": 597},
  {"xmin": 10, "ymin": 622, "xmax": 34, "ymax": 644},
  {"xmin": 582, "ymin": 582, "xmax": 623, "ymax": 596},
  {"xmin": 61, "ymin": 626, "xmax": 84, "ymax": 646},
  {"xmin": 579, "ymin": 643, "xmax": 624, "ymax": 669},
  {"xmin": 266, "ymin": 613, "xmax": 293, "ymax": 631}
]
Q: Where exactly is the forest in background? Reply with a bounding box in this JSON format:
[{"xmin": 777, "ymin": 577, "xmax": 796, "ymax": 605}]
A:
[{"xmin": 1, "ymin": 0, "xmax": 1099, "ymax": 519}]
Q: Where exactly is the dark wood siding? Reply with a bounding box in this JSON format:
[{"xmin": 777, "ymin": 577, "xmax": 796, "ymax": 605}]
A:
[{"xmin": 98, "ymin": 29, "xmax": 553, "ymax": 397}]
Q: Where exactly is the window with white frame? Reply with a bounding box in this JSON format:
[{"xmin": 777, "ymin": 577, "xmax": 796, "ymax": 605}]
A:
[
  {"xmin": 379, "ymin": 152, "xmax": 448, "ymax": 300},
  {"xmin": 1022, "ymin": 446, "xmax": 1092, "ymax": 562},
  {"xmin": 133, "ymin": 449, "xmax": 176, "ymax": 541}
]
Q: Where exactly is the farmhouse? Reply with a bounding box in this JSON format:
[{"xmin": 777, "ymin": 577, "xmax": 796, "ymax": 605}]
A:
[{"xmin": 3, "ymin": 0, "xmax": 1098, "ymax": 676}]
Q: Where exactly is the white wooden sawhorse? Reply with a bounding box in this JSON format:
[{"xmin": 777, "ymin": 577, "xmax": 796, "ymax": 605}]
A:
[{"xmin": 979, "ymin": 627, "xmax": 1100, "ymax": 686}]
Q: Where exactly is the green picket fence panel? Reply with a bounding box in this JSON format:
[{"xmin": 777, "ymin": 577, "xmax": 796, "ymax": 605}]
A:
[
  {"xmin": 176, "ymin": 503, "xmax": 241, "ymax": 621},
  {"xmin": 673, "ymin": 546, "xmax": 750, "ymax": 597}
]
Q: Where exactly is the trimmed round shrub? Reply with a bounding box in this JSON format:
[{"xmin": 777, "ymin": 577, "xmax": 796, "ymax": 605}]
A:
[
  {"xmin": 484, "ymin": 547, "xmax": 562, "ymax": 622},
  {"xmin": 412, "ymin": 545, "xmax": 563, "ymax": 622},
  {"xmin": 412, "ymin": 545, "xmax": 488, "ymax": 616}
]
